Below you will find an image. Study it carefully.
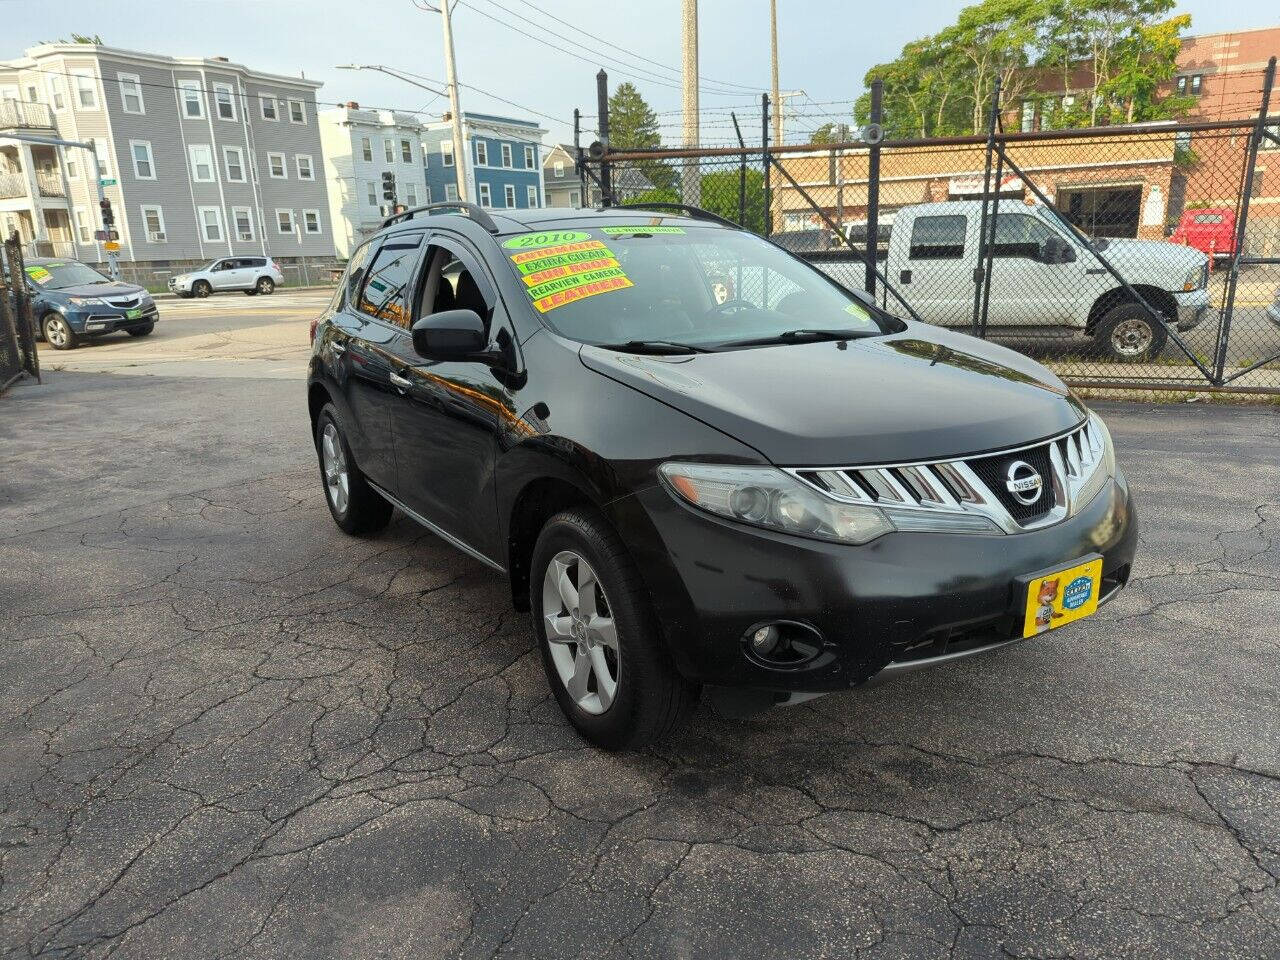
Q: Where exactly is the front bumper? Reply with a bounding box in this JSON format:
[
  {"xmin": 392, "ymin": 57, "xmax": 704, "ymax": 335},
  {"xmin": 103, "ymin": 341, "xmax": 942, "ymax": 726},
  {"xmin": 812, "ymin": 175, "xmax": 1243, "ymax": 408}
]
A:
[
  {"xmin": 167, "ymin": 277, "xmax": 192, "ymax": 293},
  {"xmin": 620, "ymin": 468, "xmax": 1137, "ymax": 694},
  {"xmin": 1173, "ymin": 288, "xmax": 1211, "ymax": 331},
  {"xmin": 67, "ymin": 303, "xmax": 159, "ymax": 334},
  {"xmin": 1267, "ymin": 298, "xmax": 1280, "ymax": 329}
]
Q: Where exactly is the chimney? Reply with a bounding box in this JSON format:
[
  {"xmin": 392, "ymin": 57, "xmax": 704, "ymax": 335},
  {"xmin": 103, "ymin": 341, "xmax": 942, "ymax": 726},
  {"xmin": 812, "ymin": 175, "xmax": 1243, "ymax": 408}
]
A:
[{"xmin": 346, "ymin": 101, "xmax": 360, "ymax": 109}]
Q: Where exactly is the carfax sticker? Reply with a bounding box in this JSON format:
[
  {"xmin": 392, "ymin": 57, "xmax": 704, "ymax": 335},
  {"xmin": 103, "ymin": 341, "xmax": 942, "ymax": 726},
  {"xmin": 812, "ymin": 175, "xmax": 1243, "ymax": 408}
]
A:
[
  {"xmin": 600, "ymin": 225, "xmax": 686, "ymax": 235},
  {"xmin": 502, "ymin": 230, "xmax": 592, "ymax": 250},
  {"xmin": 532, "ymin": 274, "xmax": 633, "ymax": 313}
]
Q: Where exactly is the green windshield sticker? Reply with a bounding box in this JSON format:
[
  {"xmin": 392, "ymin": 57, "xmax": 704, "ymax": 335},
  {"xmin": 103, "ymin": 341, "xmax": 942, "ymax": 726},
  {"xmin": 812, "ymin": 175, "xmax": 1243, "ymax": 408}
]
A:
[
  {"xmin": 24, "ymin": 266, "xmax": 51, "ymax": 284},
  {"xmin": 516, "ymin": 247, "xmax": 617, "ymax": 276},
  {"xmin": 502, "ymin": 230, "xmax": 592, "ymax": 250},
  {"xmin": 845, "ymin": 302, "xmax": 871, "ymax": 318},
  {"xmin": 599, "ymin": 225, "xmax": 686, "ymax": 235},
  {"xmin": 526, "ymin": 265, "xmax": 629, "ymax": 302}
]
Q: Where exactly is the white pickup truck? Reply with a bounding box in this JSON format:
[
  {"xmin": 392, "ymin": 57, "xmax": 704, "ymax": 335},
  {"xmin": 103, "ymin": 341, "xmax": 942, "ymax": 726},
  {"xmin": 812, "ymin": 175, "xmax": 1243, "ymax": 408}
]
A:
[{"xmin": 819, "ymin": 200, "xmax": 1211, "ymax": 362}]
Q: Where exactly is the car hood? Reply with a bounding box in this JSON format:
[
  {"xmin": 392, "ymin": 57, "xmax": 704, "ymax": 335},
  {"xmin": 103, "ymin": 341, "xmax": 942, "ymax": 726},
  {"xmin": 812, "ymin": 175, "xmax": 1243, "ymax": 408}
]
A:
[
  {"xmin": 1100, "ymin": 237, "xmax": 1205, "ymax": 274},
  {"xmin": 43, "ymin": 282, "xmax": 147, "ymax": 299},
  {"xmin": 579, "ymin": 323, "xmax": 1086, "ymax": 465}
]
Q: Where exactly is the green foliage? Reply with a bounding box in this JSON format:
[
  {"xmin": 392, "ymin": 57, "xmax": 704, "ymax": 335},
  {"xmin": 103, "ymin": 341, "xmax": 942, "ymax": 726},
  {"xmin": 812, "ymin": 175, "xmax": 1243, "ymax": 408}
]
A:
[
  {"xmin": 855, "ymin": 0, "xmax": 1193, "ymax": 137},
  {"xmin": 608, "ymin": 82, "xmax": 676, "ymax": 191},
  {"xmin": 626, "ymin": 187, "xmax": 680, "ymax": 208},
  {"xmin": 40, "ymin": 33, "xmax": 103, "ymax": 44},
  {"xmin": 699, "ymin": 169, "xmax": 769, "ymax": 233},
  {"xmin": 811, "ymin": 122, "xmax": 854, "ymax": 145}
]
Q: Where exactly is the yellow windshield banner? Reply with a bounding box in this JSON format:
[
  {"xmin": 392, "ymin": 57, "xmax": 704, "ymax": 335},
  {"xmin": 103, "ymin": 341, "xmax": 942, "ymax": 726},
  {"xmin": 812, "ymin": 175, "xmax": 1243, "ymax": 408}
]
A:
[
  {"xmin": 515, "ymin": 246, "xmax": 616, "ymax": 275},
  {"xmin": 533, "ymin": 274, "xmax": 633, "ymax": 313},
  {"xmin": 522, "ymin": 256, "xmax": 620, "ymax": 287},
  {"xmin": 24, "ymin": 266, "xmax": 51, "ymax": 284},
  {"xmin": 510, "ymin": 239, "xmax": 606, "ymax": 265},
  {"xmin": 526, "ymin": 265, "xmax": 629, "ymax": 302}
]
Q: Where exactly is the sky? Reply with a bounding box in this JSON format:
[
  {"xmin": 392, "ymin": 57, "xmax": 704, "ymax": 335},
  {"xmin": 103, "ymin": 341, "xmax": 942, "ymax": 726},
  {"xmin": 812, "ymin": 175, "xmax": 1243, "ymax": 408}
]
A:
[{"xmin": 6, "ymin": 0, "xmax": 1278, "ymax": 148}]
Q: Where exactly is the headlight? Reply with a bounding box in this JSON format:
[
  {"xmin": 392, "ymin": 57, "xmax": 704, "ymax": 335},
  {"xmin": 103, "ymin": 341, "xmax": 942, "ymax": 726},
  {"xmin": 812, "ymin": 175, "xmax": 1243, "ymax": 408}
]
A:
[
  {"xmin": 1183, "ymin": 265, "xmax": 1204, "ymax": 291},
  {"xmin": 659, "ymin": 463, "xmax": 895, "ymax": 544},
  {"xmin": 67, "ymin": 296, "xmax": 105, "ymax": 306}
]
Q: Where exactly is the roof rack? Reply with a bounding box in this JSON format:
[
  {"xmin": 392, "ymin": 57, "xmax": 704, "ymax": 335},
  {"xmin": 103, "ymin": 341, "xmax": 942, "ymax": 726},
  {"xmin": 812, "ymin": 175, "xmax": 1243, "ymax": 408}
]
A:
[
  {"xmin": 613, "ymin": 201, "xmax": 737, "ymax": 229},
  {"xmin": 380, "ymin": 201, "xmax": 500, "ymax": 233}
]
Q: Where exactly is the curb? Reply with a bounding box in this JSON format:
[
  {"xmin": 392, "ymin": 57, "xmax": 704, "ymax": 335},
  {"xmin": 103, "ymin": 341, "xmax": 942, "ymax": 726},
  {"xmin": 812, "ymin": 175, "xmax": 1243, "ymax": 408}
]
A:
[{"xmin": 151, "ymin": 284, "xmax": 335, "ymax": 301}]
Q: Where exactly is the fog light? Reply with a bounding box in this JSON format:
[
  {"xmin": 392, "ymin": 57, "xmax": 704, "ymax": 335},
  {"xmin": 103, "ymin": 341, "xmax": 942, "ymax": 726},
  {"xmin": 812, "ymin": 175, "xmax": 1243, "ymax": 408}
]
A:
[{"xmin": 749, "ymin": 625, "xmax": 780, "ymax": 656}]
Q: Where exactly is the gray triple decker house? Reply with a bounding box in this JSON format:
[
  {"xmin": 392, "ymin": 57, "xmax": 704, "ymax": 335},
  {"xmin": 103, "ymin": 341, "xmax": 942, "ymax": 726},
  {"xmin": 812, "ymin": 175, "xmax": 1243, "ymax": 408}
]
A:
[{"xmin": 0, "ymin": 43, "xmax": 335, "ymax": 284}]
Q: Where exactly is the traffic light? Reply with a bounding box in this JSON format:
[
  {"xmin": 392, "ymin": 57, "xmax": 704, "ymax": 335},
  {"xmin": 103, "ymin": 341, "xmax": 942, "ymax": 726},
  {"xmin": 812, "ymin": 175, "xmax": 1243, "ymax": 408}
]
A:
[
  {"xmin": 381, "ymin": 171, "xmax": 397, "ymax": 202},
  {"xmin": 99, "ymin": 197, "xmax": 114, "ymax": 227}
]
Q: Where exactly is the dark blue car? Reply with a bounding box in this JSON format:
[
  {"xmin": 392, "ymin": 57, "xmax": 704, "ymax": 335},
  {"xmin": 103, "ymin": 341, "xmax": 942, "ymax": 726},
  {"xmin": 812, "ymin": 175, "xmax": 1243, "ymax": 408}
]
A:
[{"xmin": 25, "ymin": 257, "xmax": 159, "ymax": 350}]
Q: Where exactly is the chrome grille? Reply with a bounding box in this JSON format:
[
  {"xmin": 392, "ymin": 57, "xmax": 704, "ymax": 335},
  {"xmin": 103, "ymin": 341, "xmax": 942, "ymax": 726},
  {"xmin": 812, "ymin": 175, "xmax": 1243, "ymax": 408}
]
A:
[
  {"xmin": 105, "ymin": 295, "xmax": 140, "ymax": 308},
  {"xmin": 789, "ymin": 420, "xmax": 1106, "ymax": 534}
]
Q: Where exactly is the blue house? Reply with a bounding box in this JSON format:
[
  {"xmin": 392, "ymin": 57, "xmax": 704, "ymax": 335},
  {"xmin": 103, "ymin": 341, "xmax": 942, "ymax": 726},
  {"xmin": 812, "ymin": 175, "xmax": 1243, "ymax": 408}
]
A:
[{"xmin": 422, "ymin": 112, "xmax": 547, "ymax": 210}]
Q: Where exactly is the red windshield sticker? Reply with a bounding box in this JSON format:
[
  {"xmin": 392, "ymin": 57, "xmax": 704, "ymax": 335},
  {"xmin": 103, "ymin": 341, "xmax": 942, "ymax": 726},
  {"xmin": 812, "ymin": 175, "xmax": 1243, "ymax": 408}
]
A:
[
  {"xmin": 509, "ymin": 239, "xmax": 607, "ymax": 265},
  {"xmin": 533, "ymin": 274, "xmax": 633, "ymax": 313},
  {"xmin": 523, "ymin": 256, "xmax": 620, "ymax": 287}
]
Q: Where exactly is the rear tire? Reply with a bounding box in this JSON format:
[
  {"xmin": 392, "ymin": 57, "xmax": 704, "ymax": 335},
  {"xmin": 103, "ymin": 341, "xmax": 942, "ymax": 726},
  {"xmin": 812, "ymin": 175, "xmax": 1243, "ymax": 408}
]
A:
[
  {"xmin": 315, "ymin": 403, "xmax": 393, "ymax": 537},
  {"xmin": 1095, "ymin": 303, "xmax": 1168, "ymax": 363},
  {"xmin": 127, "ymin": 323, "xmax": 155, "ymax": 337},
  {"xmin": 530, "ymin": 508, "xmax": 699, "ymax": 750},
  {"xmin": 256, "ymin": 276, "xmax": 275, "ymax": 295}
]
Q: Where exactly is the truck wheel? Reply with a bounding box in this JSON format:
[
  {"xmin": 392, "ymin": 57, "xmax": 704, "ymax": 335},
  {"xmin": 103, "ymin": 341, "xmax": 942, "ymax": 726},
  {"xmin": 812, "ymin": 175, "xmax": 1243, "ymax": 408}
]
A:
[
  {"xmin": 530, "ymin": 508, "xmax": 699, "ymax": 750},
  {"xmin": 42, "ymin": 313, "xmax": 78, "ymax": 350},
  {"xmin": 1095, "ymin": 304, "xmax": 1168, "ymax": 363},
  {"xmin": 315, "ymin": 404, "xmax": 393, "ymax": 536}
]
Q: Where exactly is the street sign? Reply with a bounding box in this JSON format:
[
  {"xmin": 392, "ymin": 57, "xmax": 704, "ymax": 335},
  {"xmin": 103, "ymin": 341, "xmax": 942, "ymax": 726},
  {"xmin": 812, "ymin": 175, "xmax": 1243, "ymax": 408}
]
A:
[
  {"xmin": 103, "ymin": 241, "xmax": 121, "ymax": 252},
  {"xmin": 99, "ymin": 178, "xmax": 117, "ymax": 187}
]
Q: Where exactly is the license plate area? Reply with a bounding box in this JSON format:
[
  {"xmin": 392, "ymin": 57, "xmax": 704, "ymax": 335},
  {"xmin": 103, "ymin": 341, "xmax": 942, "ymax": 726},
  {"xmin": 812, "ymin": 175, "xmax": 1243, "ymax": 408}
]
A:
[
  {"xmin": 1018, "ymin": 555, "xmax": 1103, "ymax": 638},
  {"xmin": 126, "ymin": 308, "xmax": 142, "ymax": 319}
]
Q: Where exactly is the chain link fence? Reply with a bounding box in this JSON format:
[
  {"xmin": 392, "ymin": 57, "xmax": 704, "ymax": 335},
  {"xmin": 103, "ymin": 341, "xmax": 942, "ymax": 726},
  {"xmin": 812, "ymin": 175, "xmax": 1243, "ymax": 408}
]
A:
[
  {"xmin": 0, "ymin": 231, "xmax": 40, "ymax": 393},
  {"xmin": 584, "ymin": 63, "xmax": 1280, "ymax": 395}
]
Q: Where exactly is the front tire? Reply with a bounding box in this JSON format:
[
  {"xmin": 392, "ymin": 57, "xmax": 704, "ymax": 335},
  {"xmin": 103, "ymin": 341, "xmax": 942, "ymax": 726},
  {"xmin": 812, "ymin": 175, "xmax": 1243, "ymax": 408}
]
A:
[
  {"xmin": 193, "ymin": 280, "xmax": 212, "ymax": 298},
  {"xmin": 42, "ymin": 313, "xmax": 78, "ymax": 350},
  {"xmin": 530, "ymin": 509, "xmax": 698, "ymax": 749},
  {"xmin": 315, "ymin": 404, "xmax": 393, "ymax": 537},
  {"xmin": 1095, "ymin": 303, "xmax": 1169, "ymax": 363}
]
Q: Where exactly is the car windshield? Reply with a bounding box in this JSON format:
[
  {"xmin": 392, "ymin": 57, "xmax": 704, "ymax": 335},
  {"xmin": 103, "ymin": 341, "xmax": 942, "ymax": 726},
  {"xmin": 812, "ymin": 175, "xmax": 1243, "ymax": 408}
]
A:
[
  {"xmin": 499, "ymin": 224, "xmax": 898, "ymax": 350},
  {"xmin": 24, "ymin": 261, "xmax": 113, "ymax": 290}
]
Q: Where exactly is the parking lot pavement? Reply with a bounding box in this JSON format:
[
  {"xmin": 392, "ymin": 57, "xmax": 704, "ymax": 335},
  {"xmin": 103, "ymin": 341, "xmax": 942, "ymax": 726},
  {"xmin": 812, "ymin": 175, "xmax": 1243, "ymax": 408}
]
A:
[{"xmin": 2, "ymin": 367, "xmax": 1279, "ymax": 958}]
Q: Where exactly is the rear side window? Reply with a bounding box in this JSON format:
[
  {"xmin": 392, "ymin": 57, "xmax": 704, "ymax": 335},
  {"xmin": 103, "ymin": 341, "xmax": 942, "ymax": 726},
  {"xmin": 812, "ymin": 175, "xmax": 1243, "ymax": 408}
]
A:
[
  {"xmin": 1192, "ymin": 213, "xmax": 1223, "ymax": 224},
  {"xmin": 909, "ymin": 215, "xmax": 966, "ymax": 260},
  {"xmin": 357, "ymin": 233, "xmax": 424, "ymax": 328},
  {"xmin": 247, "ymin": 257, "xmax": 266, "ymax": 267},
  {"xmin": 341, "ymin": 241, "xmax": 375, "ymax": 308}
]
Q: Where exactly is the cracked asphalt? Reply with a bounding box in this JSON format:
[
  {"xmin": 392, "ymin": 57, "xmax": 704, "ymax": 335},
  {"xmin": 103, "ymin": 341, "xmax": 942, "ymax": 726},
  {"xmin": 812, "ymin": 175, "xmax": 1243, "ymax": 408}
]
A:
[{"xmin": 2, "ymin": 360, "xmax": 1278, "ymax": 958}]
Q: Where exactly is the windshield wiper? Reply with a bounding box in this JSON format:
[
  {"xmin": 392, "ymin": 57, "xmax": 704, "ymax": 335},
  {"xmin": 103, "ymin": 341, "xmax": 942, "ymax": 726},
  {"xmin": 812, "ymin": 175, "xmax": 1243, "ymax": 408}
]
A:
[
  {"xmin": 596, "ymin": 339, "xmax": 712, "ymax": 355},
  {"xmin": 717, "ymin": 328, "xmax": 875, "ymax": 349}
]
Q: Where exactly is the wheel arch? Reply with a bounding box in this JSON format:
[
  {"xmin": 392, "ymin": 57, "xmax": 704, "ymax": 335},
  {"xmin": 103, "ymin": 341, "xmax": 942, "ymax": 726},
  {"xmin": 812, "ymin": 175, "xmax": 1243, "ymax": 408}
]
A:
[
  {"xmin": 307, "ymin": 380, "xmax": 333, "ymax": 442},
  {"xmin": 505, "ymin": 474, "xmax": 602, "ymax": 612},
  {"xmin": 1085, "ymin": 284, "xmax": 1177, "ymax": 334}
]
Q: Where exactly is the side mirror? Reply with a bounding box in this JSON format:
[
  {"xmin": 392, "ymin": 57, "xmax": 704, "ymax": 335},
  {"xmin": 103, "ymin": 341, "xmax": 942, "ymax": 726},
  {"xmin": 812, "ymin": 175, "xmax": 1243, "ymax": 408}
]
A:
[
  {"xmin": 1040, "ymin": 235, "xmax": 1076, "ymax": 264},
  {"xmin": 411, "ymin": 308, "xmax": 491, "ymax": 362}
]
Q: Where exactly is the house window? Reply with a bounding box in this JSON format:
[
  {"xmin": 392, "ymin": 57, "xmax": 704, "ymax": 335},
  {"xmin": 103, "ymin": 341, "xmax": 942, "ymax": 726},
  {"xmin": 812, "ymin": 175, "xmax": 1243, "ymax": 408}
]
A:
[
  {"xmin": 141, "ymin": 205, "xmax": 166, "ymax": 242},
  {"xmin": 295, "ymin": 154, "xmax": 314, "ymax": 180},
  {"xmin": 553, "ymin": 160, "xmax": 564, "ymax": 178},
  {"xmin": 476, "ymin": 140, "xmax": 488, "ymax": 166},
  {"xmin": 401, "ymin": 139, "xmax": 412, "ymax": 163},
  {"xmin": 73, "ymin": 71, "xmax": 98, "ymax": 110},
  {"xmin": 198, "ymin": 205, "xmax": 225, "ymax": 243},
  {"xmin": 527, "ymin": 185, "xmax": 538, "ymax": 208},
  {"xmin": 1021, "ymin": 100, "xmax": 1035, "ymax": 133},
  {"xmin": 130, "ymin": 140, "xmax": 155, "ymax": 180},
  {"xmin": 26, "ymin": 85, "xmax": 37, "ymax": 102},
  {"xmin": 1260, "ymin": 123, "xmax": 1280, "ymax": 152},
  {"xmin": 213, "ymin": 83, "xmax": 236, "ymax": 120},
  {"xmin": 189, "ymin": 144, "xmax": 215, "ymax": 182},
  {"xmin": 276, "ymin": 209, "xmax": 294, "ymax": 234},
  {"xmin": 1190, "ymin": 74, "xmax": 1202, "ymax": 97},
  {"xmin": 501, "ymin": 143, "xmax": 513, "ymax": 168},
  {"xmin": 303, "ymin": 209, "xmax": 321, "ymax": 234},
  {"xmin": 503, "ymin": 184, "xmax": 516, "ymax": 207},
  {"xmin": 478, "ymin": 182, "xmax": 491, "ymax": 207},
  {"xmin": 423, "ymin": 185, "xmax": 431, "ymax": 203},
  {"xmin": 267, "ymin": 152, "xmax": 286, "ymax": 178},
  {"xmin": 569, "ymin": 188, "xmax": 581, "ymax": 208},
  {"xmin": 260, "ymin": 94, "xmax": 277, "ymax": 120},
  {"xmin": 179, "ymin": 80, "xmax": 204, "ymax": 118},
  {"xmin": 366, "ymin": 180, "xmax": 378, "ymax": 206},
  {"xmin": 232, "ymin": 206, "xmax": 254, "ymax": 241},
  {"xmin": 49, "ymin": 76, "xmax": 66, "ymax": 111},
  {"xmin": 74, "ymin": 208, "xmax": 90, "ymax": 244},
  {"xmin": 384, "ymin": 138, "xmax": 394, "ymax": 163},
  {"xmin": 118, "ymin": 73, "xmax": 144, "ymax": 114},
  {"xmin": 441, "ymin": 141, "xmax": 454, "ymax": 166},
  {"xmin": 223, "ymin": 146, "xmax": 245, "ymax": 182},
  {"xmin": 404, "ymin": 182, "xmax": 418, "ymax": 206},
  {"xmin": 288, "ymin": 99, "xmax": 305, "ymax": 123},
  {"xmin": 91, "ymin": 138, "xmax": 109, "ymax": 177},
  {"xmin": 524, "ymin": 145, "xmax": 535, "ymax": 168},
  {"xmin": 445, "ymin": 183, "xmax": 458, "ymax": 201},
  {"xmin": 361, "ymin": 137, "xmax": 372, "ymax": 162},
  {"xmin": 66, "ymin": 155, "xmax": 79, "ymax": 179}
]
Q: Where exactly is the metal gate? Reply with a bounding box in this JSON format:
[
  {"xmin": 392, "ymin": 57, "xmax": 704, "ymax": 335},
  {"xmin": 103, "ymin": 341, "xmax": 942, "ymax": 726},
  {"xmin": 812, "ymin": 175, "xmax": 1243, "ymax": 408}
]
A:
[{"xmin": 0, "ymin": 231, "xmax": 40, "ymax": 393}]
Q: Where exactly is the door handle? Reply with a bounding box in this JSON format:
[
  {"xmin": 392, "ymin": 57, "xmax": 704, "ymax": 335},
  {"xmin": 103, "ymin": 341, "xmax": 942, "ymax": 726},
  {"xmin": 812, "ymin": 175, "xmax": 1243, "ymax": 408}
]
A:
[{"xmin": 389, "ymin": 371, "xmax": 412, "ymax": 392}]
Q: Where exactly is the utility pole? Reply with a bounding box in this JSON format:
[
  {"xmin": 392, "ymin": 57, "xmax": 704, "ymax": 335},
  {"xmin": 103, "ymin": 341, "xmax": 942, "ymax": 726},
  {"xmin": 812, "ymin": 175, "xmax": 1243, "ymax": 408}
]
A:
[
  {"xmin": 681, "ymin": 0, "xmax": 700, "ymax": 205},
  {"xmin": 770, "ymin": 0, "xmax": 781, "ymax": 151},
  {"xmin": 439, "ymin": 0, "xmax": 470, "ymax": 201}
]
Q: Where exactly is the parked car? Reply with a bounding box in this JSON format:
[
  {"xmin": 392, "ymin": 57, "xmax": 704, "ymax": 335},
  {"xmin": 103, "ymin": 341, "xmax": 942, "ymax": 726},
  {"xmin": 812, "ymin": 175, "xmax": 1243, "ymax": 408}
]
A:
[
  {"xmin": 307, "ymin": 203, "xmax": 1136, "ymax": 749},
  {"xmin": 23, "ymin": 257, "xmax": 158, "ymax": 350},
  {"xmin": 168, "ymin": 256, "xmax": 283, "ymax": 298},
  {"xmin": 813, "ymin": 200, "xmax": 1210, "ymax": 362},
  {"xmin": 1268, "ymin": 286, "xmax": 1280, "ymax": 329},
  {"xmin": 1170, "ymin": 207, "xmax": 1237, "ymax": 260}
]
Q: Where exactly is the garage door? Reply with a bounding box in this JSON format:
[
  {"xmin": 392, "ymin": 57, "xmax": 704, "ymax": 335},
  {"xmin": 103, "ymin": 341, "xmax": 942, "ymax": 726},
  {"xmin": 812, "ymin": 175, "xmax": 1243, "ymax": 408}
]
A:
[{"xmin": 1056, "ymin": 185, "xmax": 1142, "ymax": 238}]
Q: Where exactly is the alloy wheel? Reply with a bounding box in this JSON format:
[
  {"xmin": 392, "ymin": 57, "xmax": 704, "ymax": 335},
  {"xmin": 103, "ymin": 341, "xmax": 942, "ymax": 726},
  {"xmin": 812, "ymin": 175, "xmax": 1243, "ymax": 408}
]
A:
[
  {"xmin": 1110, "ymin": 317, "xmax": 1153, "ymax": 358},
  {"xmin": 43, "ymin": 316, "xmax": 68, "ymax": 348},
  {"xmin": 320, "ymin": 422, "xmax": 350, "ymax": 514},
  {"xmin": 542, "ymin": 550, "xmax": 620, "ymax": 715}
]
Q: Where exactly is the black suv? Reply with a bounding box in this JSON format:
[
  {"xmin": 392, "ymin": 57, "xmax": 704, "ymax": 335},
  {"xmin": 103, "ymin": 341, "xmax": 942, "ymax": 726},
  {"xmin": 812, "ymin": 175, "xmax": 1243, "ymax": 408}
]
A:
[{"xmin": 307, "ymin": 202, "xmax": 1136, "ymax": 749}]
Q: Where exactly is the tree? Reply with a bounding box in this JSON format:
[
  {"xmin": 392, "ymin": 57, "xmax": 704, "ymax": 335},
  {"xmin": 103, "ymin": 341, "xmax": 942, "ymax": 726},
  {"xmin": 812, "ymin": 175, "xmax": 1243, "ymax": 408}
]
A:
[
  {"xmin": 811, "ymin": 122, "xmax": 853, "ymax": 144},
  {"xmin": 40, "ymin": 33, "xmax": 103, "ymax": 43},
  {"xmin": 607, "ymin": 82, "xmax": 676, "ymax": 191},
  {"xmin": 700, "ymin": 169, "xmax": 768, "ymax": 233}
]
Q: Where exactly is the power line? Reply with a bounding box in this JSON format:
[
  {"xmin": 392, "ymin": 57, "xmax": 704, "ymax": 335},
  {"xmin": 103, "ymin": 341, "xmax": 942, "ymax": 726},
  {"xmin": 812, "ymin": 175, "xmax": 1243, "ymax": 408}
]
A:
[{"xmin": 376, "ymin": 65, "xmax": 571, "ymax": 125}]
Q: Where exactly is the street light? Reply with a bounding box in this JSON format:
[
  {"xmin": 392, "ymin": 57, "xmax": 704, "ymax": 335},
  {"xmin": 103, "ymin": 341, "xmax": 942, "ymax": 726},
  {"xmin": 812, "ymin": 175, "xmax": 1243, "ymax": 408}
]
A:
[{"xmin": 337, "ymin": 63, "xmax": 467, "ymax": 202}]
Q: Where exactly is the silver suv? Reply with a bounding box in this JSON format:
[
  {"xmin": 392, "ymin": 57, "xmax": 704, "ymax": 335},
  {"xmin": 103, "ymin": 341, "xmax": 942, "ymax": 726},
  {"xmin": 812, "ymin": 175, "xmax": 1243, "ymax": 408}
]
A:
[{"xmin": 168, "ymin": 256, "xmax": 284, "ymax": 298}]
